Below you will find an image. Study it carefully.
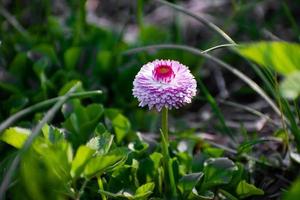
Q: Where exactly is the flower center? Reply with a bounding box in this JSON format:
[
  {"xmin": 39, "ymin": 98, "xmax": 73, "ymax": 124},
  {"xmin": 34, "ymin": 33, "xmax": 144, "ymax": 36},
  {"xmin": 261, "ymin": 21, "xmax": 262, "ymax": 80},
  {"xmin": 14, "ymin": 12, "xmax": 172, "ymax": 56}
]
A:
[{"xmin": 153, "ymin": 64, "xmax": 175, "ymax": 83}]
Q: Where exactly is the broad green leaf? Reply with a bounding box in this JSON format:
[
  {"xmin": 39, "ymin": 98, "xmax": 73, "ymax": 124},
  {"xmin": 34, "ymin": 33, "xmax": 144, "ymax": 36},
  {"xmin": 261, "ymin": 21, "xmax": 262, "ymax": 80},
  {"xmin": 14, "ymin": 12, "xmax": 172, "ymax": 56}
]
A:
[
  {"xmin": 87, "ymin": 131, "xmax": 114, "ymax": 155},
  {"xmin": 128, "ymin": 139, "xmax": 149, "ymax": 154},
  {"xmin": 59, "ymin": 80, "xmax": 83, "ymax": 96},
  {"xmin": 283, "ymin": 179, "xmax": 300, "ymax": 200},
  {"xmin": 71, "ymin": 145, "xmax": 95, "ymax": 178},
  {"xmin": 236, "ymin": 180, "xmax": 264, "ymax": 199},
  {"xmin": 237, "ymin": 41, "xmax": 300, "ymax": 75},
  {"xmin": 134, "ymin": 182, "xmax": 155, "ymax": 199},
  {"xmin": 202, "ymin": 158, "xmax": 238, "ymax": 189},
  {"xmin": 178, "ymin": 172, "xmax": 203, "ymax": 198},
  {"xmin": 64, "ymin": 47, "xmax": 81, "ymax": 70},
  {"xmin": 42, "ymin": 124, "xmax": 64, "ymax": 143},
  {"xmin": 105, "ymin": 109, "xmax": 131, "ymax": 143},
  {"xmin": 47, "ymin": 16, "xmax": 64, "ymax": 38},
  {"xmin": 96, "ymin": 50, "xmax": 112, "ymax": 72},
  {"xmin": 63, "ymin": 100, "xmax": 104, "ymax": 148},
  {"xmin": 279, "ymin": 71, "xmax": 300, "ymax": 99},
  {"xmin": 19, "ymin": 149, "xmax": 73, "ymax": 200},
  {"xmin": 84, "ymin": 147, "xmax": 128, "ymax": 178},
  {"xmin": 9, "ymin": 52, "xmax": 28, "ymax": 78},
  {"xmin": 31, "ymin": 44, "xmax": 59, "ymax": 65},
  {"xmin": 0, "ymin": 127, "xmax": 30, "ymax": 148},
  {"xmin": 189, "ymin": 189, "xmax": 214, "ymax": 200}
]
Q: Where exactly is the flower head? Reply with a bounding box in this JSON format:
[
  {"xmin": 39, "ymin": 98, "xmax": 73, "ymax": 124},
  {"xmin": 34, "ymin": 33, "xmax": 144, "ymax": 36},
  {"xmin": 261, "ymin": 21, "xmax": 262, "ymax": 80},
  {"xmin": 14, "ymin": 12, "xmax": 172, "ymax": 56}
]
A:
[{"xmin": 132, "ymin": 59, "xmax": 197, "ymax": 111}]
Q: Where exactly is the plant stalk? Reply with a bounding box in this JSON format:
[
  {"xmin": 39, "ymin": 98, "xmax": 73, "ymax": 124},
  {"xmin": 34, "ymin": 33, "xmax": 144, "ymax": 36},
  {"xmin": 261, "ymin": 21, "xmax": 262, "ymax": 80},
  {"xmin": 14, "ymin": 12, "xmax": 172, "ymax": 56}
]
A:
[{"xmin": 161, "ymin": 107, "xmax": 177, "ymax": 199}]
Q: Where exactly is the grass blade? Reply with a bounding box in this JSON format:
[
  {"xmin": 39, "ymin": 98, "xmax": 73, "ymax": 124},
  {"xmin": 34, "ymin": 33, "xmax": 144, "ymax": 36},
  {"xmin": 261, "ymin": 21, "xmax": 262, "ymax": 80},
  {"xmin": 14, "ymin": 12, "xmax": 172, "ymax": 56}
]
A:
[{"xmin": 155, "ymin": 0, "xmax": 236, "ymax": 44}]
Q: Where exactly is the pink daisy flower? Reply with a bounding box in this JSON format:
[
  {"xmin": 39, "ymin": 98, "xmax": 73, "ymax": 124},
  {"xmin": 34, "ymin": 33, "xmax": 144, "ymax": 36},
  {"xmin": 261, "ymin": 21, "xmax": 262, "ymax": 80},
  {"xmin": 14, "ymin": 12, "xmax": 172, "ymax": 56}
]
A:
[{"xmin": 132, "ymin": 59, "xmax": 197, "ymax": 111}]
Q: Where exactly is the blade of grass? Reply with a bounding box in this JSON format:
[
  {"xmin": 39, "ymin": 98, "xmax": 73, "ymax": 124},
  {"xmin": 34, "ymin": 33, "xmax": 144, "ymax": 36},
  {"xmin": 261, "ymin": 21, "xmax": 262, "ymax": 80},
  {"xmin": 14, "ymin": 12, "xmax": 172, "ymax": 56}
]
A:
[
  {"xmin": 218, "ymin": 99, "xmax": 280, "ymax": 127},
  {"xmin": 0, "ymin": 83, "xmax": 81, "ymax": 199},
  {"xmin": 0, "ymin": 6, "xmax": 29, "ymax": 39},
  {"xmin": 198, "ymin": 78, "xmax": 235, "ymax": 141},
  {"xmin": 0, "ymin": 90, "xmax": 102, "ymax": 134},
  {"xmin": 123, "ymin": 44, "xmax": 281, "ymax": 117},
  {"xmin": 155, "ymin": 0, "xmax": 236, "ymax": 44}
]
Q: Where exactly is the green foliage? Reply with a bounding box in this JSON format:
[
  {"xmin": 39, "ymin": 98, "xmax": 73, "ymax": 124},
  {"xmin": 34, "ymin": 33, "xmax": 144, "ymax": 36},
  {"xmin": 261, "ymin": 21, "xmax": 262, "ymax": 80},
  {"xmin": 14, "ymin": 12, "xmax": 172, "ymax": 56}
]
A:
[
  {"xmin": 105, "ymin": 109, "xmax": 131, "ymax": 143},
  {"xmin": 202, "ymin": 158, "xmax": 238, "ymax": 189},
  {"xmin": 71, "ymin": 145, "xmax": 95, "ymax": 178},
  {"xmin": 178, "ymin": 172, "xmax": 204, "ymax": 198},
  {"xmin": 283, "ymin": 179, "xmax": 300, "ymax": 200},
  {"xmin": 236, "ymin": 180, "xmax": 264, "ymax": 199},
  {"xmin": 0, "ymin": 127, "xmax": 30, "ymax": 149},
  {"xmin": 238, "ymin": 42, "xmax": 300, "ymax": 99},
  {"xmin": 238, "ymin": 42, "xmax": 300, "ymax": 75}
]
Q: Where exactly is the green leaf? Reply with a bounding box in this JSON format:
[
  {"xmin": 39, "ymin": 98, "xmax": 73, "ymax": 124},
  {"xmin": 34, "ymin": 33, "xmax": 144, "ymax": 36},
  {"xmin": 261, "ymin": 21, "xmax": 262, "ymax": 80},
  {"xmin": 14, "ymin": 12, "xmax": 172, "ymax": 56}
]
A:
[
  {"xmin": 31, "ymin": 44, "xmax": 59, "ymax": 66},
  {"xmin": 96, "ymin": 50, "xmax": 112, "ymax": 72},
  {"xmin": 218, "ymin": 189, "xmax": 238, "ymax": 200},
  {"xmin": 236, "ymin": 180, "xmax": 264, "ymax": 199},
  {"xmin": 59, "ymin": 80, "xmax": 83, "ymax": 96},
  {"xmin": 86, "ymin": 131, "xmax": 114, "ymax": 155},
  {"xmin": 237, "ymin": 42, "xmax": 300, "ymax": 75},
  {"xmin": 283, "ymin": 179, "xmax": 300, "ymax": 200},
  {"xmin": 42, "ymin": 124, "xmax": 64, "ymax": 143},
  {"xmin": 71, "ymin": 145, "xmax": 95, "ymax": 178},
  {"xmin": 279, "ymin": 71, "xmax": 300, "ymax": 99},
  {"xmin": 63, "ymin": 100, "xmax": 104, "ymax": 148},
  {"xmin": 0, "ymin": 127, "xmax": 30, "ymax": 148},
  {"xmin": 84, "ymin": 147, "xmax": 128, "ymax": 178},
  {"xmin": 128, "ymin": 139, "xmax": 149, "ymax": 154},
  {"xmin": 9, "ymin": 52, "xmax": 28, "ymax": 78},
  {"xmin": 178, "ymin": 172, "xmax": 204, "ymax": 198},
  {"xmin": 189, "ymin": 189, "xmax": 215, "ymax": 200},
  {"xmin": 202, "ymin": 158, "xmax": 238, "ymax": 189},
  {"xmin": 64, "ymin": 47, "xmax": 81, "ymax": 70},
  {"xmin": 134, "ymin": 182, "xmax": 155, "ymax": 199},
  {"xmin": 105, "ymin": 109, "xmax": 131, "ymax": 143}
]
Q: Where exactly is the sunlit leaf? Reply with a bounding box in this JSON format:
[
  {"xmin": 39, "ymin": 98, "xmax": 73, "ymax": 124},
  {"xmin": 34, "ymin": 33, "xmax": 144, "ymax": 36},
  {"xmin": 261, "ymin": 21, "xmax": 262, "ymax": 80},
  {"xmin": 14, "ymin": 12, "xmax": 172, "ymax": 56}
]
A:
[
  {"xmin": 0, "ymin": 127, "xmax": 30, "ymax": 148},
  {"xmin": 237, "ymin": 42, "xmax": 300, "ymax": 75},
  {"xmin": 105, "ymin": 109, "xmax": 131, "ymax": 143},
  {"xmin": 279, "ymin": 71, "xmax": 300, "ymax": 99},
  {"xmin": 64, "ymin": 47, "xmax": 81, "ymax": 70},
  {"xmin": 236, "ymin": 180, "xmax": 264, "ymax": 199},
  {"xmin": 134, "ymin": 182, "xmax": 155, "ymax": 199},
  {"xmin": 84, "ymin": 147, "xmax": 128, "ymax": 178},
  {"xmin": 283, "ymin": 179, "xmax": 300, "ymax": 200},
  {"xmin": 71, "ymin": 145, "xmax": 95, "ymax": 178}
]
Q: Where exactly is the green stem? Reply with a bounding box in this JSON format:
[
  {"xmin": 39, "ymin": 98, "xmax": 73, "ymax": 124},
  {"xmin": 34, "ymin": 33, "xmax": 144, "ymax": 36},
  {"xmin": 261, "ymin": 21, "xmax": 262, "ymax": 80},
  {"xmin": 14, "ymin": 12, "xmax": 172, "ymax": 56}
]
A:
[
  {"xmin": 97, "ymin": 176, "xmax": 107, "ymax": 200},
  {"xmin": 137, "ymin": 0, "xmax": 144, "ymax": 29},
  {"xmin": 161, "ymin": 107, "xmax": 177, "ymax": 199}
]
